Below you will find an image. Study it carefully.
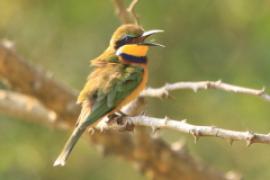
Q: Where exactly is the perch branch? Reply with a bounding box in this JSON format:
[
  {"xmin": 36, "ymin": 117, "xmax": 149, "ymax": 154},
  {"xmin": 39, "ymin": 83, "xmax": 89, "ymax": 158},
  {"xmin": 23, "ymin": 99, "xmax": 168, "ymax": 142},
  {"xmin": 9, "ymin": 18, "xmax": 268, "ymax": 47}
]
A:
[
  {"xmin": 99, "ymin": 115, "xmax": 270, "ymax": 146},
  {"xmin": 141, "ymin": 80, "xmax": 270, "ymax": 102}
]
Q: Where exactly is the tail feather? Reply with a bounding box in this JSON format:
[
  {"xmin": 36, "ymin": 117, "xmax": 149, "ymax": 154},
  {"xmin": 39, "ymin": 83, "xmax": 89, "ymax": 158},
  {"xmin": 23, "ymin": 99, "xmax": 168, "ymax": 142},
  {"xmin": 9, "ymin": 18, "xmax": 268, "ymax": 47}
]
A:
[
  {"xmin": 54, "ymin": 101, "xmax": 91, "ymax": 167},
  {"xmin": 53, "ymin": 125, "xmax": 87, "ymax": 167}
]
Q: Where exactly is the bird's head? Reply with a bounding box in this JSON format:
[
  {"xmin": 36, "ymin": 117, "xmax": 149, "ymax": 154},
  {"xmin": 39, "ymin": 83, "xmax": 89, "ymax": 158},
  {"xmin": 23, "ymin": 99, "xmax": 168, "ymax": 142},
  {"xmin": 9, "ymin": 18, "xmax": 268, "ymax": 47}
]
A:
[{"xmin": 110, "ymin": 24, "xmax": 164, "ymax": 63}]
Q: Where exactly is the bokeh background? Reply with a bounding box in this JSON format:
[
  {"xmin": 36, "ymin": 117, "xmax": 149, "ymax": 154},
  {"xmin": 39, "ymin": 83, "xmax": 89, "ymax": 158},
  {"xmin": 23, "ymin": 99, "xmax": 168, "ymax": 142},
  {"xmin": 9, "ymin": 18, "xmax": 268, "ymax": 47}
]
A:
[{"xmin": 1, "ymin": 0, "xmax": 270, "ymax": 179}]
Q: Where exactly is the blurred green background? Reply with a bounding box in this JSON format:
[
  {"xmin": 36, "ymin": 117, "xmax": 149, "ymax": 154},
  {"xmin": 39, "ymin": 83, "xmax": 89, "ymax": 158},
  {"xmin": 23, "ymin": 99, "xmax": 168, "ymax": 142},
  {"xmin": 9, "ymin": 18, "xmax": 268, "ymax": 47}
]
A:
[{"xmin": 1, "ymin": 0, "xmax": 270, "ymax": 179}]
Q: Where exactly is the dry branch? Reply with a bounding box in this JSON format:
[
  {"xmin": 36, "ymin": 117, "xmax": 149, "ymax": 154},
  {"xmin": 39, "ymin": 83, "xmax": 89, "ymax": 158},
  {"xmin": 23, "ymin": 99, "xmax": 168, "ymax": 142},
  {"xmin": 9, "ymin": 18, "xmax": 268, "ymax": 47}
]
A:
[
  {"xmin": 112, "ymin": 0, "xmax": 139, "ymax": 24},
  {"xmin": 0, "ymin": 89, "xmax": 57, "ymax": 125},
  {"xmin": 0, "ymin": 43, "xmax": 79, "ymax": 125},
  {"xmin": 141, "ymin": 80, "xmax": 270, "ymax": 101},
  {"xmin": 98, "ymin": 115, "xmax": 270, "ymax": 146}
]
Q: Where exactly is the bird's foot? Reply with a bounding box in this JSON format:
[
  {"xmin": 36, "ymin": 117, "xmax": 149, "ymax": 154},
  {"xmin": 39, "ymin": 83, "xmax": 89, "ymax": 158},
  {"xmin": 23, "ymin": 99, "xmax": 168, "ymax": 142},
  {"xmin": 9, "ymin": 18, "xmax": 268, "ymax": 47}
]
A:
[
  {"xmin": 106, "ymin": 111, "xmax": 134, "ymax": 131},
  {"xmin": 107, "ymin": 113, "xmax": 119, "ymax": 121},
  {"xmin": 107, "ymin": 111, "xmax": 126, "ymax": 124}
]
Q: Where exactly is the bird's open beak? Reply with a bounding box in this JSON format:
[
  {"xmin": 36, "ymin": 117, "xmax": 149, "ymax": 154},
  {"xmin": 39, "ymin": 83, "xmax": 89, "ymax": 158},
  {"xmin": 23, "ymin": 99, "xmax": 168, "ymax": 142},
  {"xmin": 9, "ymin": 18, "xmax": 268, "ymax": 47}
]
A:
[
  {"xmin": 142, "ymin": 29, "xmax": 164, "ymax": 37},
  {"xmin": 139, "ymin": 29, "xmax": 165, "ymax": 47}
]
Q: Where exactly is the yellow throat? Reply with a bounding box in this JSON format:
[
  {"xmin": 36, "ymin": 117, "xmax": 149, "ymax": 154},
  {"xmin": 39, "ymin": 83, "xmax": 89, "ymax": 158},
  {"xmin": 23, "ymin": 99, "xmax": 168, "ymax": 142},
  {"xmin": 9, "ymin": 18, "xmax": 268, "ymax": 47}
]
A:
[{"xmin": 116, "ymin": 44, "xmax": 149, "ymax": 57}]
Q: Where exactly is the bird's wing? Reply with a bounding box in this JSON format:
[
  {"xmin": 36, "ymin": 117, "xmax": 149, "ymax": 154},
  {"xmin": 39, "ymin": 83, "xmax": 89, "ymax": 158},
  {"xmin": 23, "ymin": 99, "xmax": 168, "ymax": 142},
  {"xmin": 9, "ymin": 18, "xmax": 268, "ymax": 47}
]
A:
[
  {"xmin": 91, "ymin": 48, "xmax": 119, "ymax": 67},
  {"xmin": 77, "ymin": 65, "xmax": 144, "ymax": 128}
]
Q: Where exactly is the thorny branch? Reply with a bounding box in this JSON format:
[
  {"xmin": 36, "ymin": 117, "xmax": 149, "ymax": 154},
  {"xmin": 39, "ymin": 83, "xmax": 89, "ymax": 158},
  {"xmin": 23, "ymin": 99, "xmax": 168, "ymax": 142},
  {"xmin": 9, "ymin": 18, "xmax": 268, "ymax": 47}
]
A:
[
  {"xmin": 98, "ymin": 115, "xmax": 270, "ymax": 146},
  {"xmin": 141, "ymin": 80, "xmax": 270, "ymax": 101}
]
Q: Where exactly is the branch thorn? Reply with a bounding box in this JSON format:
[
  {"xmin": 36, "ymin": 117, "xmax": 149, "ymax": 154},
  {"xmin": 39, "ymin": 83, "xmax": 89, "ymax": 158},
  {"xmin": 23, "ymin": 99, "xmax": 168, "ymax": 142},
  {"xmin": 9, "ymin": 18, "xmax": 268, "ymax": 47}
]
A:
[
  {"xmin": 258, "ymin": 86, "xmax": 266, "ymax": 95},
  {"xmin": 181, "ymin": 119, "xmax": 187, "ymax": 123},
  {"xmin": 246, "ymin": 131, "xmax": 255, "ymax": 147},
  {"xmin": 164, "ymin": 116, "xmax": 169, "ymax": 125},
  {"xmin": 190, "ymin": 129, "xmax": 200, "ymax": 144},
  {"xmin": 229, "ymin": 139, "xmax": 234, "ymax": 146},
  {"xmin": 152, "ymin": 126, "xmax": 160, "ymax": 135}
]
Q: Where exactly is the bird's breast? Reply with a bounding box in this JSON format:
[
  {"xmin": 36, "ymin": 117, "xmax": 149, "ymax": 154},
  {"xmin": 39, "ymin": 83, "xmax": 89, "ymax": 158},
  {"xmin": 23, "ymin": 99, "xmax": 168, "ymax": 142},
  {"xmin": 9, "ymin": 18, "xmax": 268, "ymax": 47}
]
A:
[{"xmin": 117, "ymin": 66, "xmax": 148, "ymax": 109}]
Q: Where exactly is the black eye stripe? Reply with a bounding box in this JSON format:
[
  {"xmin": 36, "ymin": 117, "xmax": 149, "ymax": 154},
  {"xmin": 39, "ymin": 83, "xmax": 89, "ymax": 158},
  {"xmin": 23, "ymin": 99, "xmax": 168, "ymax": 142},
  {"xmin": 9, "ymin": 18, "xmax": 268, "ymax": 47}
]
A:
[{"xmin": 115, "ymin": 34, "xmax": 139, "ymax": 49}]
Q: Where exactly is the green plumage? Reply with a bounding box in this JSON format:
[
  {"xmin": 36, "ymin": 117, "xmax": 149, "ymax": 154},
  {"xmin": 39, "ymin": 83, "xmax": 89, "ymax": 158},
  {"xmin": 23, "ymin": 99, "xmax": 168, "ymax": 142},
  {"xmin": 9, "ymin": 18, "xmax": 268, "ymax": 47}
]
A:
[{"xmin": 82, "ymin": 63, "xmax": 144, "ymax": 128}]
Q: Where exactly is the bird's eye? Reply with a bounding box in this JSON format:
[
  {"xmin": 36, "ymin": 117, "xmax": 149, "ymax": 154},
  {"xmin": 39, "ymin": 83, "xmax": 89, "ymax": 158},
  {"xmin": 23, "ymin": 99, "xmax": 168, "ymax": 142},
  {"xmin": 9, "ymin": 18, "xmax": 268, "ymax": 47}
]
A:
[
  {"xmin": 123, "ymin": 35, "xmax": 129, "ymax": 41},
  {"xmin": 125, "ymin": 34, "xmax": 135, "ymax": 40},
  {"xmin": 115, "ymin": 34, "xmax": 137, "ymax": 49}
]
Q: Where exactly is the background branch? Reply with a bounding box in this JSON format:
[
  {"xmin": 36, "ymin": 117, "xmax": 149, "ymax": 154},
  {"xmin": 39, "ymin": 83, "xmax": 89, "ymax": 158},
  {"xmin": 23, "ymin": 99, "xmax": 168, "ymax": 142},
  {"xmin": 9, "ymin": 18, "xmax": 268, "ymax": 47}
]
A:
[
  {"xmin": 112, "ymin": 0, "xmax": 139, "ymax": 24},
  {"xmin": 0, "ymin": 89, "xmax": 57, "ymax": 126},
  {"xmin": 0, "ymin": 43, "xmax": 79, "ymax": 125}
]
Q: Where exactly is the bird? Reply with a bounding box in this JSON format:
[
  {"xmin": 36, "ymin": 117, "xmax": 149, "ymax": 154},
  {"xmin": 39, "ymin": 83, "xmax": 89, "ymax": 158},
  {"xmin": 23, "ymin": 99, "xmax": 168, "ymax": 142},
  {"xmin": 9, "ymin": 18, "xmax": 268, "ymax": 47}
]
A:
[{"xmin": 53, "ymin": 24, "xmax": 163, "ymax": 166}]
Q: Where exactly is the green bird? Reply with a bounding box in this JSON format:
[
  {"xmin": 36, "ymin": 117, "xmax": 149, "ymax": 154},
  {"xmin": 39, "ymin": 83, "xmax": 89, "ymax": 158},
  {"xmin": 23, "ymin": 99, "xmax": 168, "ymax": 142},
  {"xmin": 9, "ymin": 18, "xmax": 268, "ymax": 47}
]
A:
[{"xmin": 54, "ymin": 24, "xmax": 163, "ymax": 166}]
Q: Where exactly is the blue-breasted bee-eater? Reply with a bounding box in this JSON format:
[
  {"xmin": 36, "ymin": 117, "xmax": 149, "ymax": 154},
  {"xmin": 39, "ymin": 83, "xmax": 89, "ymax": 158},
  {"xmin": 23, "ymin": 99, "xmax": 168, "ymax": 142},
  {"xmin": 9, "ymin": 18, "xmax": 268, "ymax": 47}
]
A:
[{"xmin": 54, "ymin": 24, "xmax": 163, "ymax": 166}]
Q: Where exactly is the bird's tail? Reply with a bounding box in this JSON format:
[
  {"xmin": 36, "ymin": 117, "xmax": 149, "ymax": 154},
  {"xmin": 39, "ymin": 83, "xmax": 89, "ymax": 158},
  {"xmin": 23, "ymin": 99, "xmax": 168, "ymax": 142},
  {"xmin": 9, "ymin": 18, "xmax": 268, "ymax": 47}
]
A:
[{"xmin": 53, "ymin": 125, "xmax": 87, "ymax": 167}]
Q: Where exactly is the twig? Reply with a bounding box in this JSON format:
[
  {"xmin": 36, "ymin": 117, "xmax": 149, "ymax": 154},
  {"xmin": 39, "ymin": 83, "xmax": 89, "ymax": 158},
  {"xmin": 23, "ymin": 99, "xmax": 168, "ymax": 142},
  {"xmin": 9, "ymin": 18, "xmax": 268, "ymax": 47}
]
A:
[
  {"xmin": 127, "ymin": 0, "xmax": 139, "ymax": 24},
  {"xmin": 112, "ymin": 0, "xmax": 139, "ymax": 24},
  {"xmin": 127, "ymin": 0, "xmax": 139, "ymax": 12},
  {"xmin": 141, "ymin": 80, "xmax": 270, "ymax": 102}
]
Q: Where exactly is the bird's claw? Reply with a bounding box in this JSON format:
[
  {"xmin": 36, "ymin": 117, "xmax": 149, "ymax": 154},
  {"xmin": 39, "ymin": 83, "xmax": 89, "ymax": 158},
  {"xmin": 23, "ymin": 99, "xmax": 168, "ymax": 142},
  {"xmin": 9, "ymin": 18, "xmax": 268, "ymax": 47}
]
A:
[
  {"xmin": 107, "ymin": 112, "xmax": 124, "ymax": 124},
  {"xmin": 106, "ymin": 111, "xmax": 134, "ymax": 131}
]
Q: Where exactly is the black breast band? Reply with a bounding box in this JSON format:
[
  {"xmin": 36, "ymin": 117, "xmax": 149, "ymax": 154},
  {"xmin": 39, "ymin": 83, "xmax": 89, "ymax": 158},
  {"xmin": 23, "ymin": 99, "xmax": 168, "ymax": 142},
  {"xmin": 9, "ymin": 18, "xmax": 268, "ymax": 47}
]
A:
[{"xmin": 120, "ymin": 53, "xmax": 147, "ymax": 64}]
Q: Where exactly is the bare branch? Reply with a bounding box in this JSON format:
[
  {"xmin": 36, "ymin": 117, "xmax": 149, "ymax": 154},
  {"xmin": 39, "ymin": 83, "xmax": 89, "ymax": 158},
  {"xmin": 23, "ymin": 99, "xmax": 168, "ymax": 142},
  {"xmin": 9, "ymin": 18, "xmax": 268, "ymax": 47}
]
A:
[
  {"xmin": 97, "ymin": 115, "xmax": 270, "ymax": 146},
  {"xmin": 141, "ymin": 80, "xmax": 270, "ymax": 102},
  {"xmin": 112, "ymin": 0, "xmax": 139, "ymax": 24},
  {"xmin": 0, "ymin": 43, "xmax": 79, "ymax": 125},
  {"xmin": 122, "ymin": 96, "xmax": 146, "ymax": 115},
  {"xmin": 127, "ymin": 0, "xmax": 139, "ymax": 24},
  {"xmin": 127, "ymin": 0, "xmax": 139, "ymax": 11},
  {"xmin": 0, "ymin": 89, "xmax": 58, "ymax": 126}
]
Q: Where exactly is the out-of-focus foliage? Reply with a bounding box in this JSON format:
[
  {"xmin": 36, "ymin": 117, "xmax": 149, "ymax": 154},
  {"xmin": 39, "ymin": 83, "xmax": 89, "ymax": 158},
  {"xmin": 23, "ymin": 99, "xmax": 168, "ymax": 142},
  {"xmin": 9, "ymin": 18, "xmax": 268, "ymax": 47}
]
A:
[{"xmin": 0, "ymin": 0, "xmax": 270, "ymax": 179}]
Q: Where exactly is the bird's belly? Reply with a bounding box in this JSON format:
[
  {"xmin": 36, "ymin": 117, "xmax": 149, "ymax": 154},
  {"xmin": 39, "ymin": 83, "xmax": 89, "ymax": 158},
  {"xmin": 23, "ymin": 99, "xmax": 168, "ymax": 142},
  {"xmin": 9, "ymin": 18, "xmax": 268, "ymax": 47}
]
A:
[{"xmin": 117, "ymin": 68, "xmax": 148, "ymax": 110}]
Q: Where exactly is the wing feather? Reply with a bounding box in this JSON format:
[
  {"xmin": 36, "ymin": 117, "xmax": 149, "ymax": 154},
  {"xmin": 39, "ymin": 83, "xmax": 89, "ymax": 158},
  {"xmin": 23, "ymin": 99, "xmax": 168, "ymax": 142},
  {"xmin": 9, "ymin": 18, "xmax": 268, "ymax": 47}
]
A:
[{"xmin": 77, "ymin": 63, "xmax": 144, "ymax": 127}]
